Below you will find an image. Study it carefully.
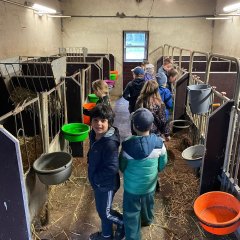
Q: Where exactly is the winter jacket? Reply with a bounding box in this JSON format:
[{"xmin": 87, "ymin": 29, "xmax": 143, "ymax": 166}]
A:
[
  {"xmin": 135, "ymin": 102, "xmax": 170, "ymax": 137},
  {"xmin": 144, "ymin": 72, "xmax": 155, "ymax": 81},
  {"xmin": 88, "ymin": 127, "xmax": 120, "ymax": 192},
  {"xmin": 120, "ymin": 134, "xmax": 168, "ymax": 195},
  {"xmin": 122, "ymin": 78, "xmax": 145, "ymax": 113},
  {"xmin": 157, "ymin": 66, "xmax": 173, "ymax": 92},
  {"xmin": 159, "ymin": 86, "xmax": 173, "ymax": 120}
]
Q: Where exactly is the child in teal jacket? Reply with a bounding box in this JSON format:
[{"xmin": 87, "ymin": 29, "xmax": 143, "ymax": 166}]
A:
[{"xmin": 120, "ymin": 108, "xmax": 168, "ymax": 240}]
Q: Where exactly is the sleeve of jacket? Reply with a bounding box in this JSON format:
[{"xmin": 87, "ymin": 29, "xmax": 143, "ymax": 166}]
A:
[
  {"xmin": 158, "ymin": 144, "xmax": 168, "ymax": 172},
  {"xmin": 164, "ymin": 89, "xmax": 173, "ymax": 110},
  {"xmin": 93, "ymin": 141, "xmax": 119, "ymax": 183},
  {"xmin": 119, "ymin": 150, "xmax": 128, "ymax": 173},
  {"xmin": 122, "ymin": 82, "xmax": 131, "ymax": 101}
]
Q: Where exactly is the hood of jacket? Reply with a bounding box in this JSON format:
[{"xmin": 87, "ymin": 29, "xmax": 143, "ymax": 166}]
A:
[
  {"xmin": 122, "ymin": 134, "xmax": 163, "ymax": 159},
  {"xmin": 131, "ymin": 77, "xmax": 145, "ymax": 89}
]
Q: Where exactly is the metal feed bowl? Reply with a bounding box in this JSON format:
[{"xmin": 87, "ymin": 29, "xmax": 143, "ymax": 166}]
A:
[
  {"xmin": 182, "ymin": 144, "xmax": 205, "ymax": 168},
  {"xmin": 33, "ymin": 152, "xmax": 73, "ymax": 185}
]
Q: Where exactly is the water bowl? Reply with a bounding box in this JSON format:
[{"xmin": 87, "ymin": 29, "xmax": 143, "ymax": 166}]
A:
[{"xmin": 194, "ymin": 191, "xmax": 240, "ymax": 235}]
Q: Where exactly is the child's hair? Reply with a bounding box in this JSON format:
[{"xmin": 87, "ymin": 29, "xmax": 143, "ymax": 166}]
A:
[
  {"xmin": 141, "ymin": 60, "xmax": 149, "ymax": 67},
  {"xmin": 163, "ymin": 57, "xmax": 173, "ymax": 66},
  {"xmin": 136, "ymin": 80, "xmax": 163, "ymax": 109},
  {"xmin": 168, "ymin": 68, "xmax": 178, "ymax": 78},
  {"xmin": 90, "ymin": 103, "xmax": 115, "ymax": 126},
  {"xmin": 92, "ymin": 79, "xmax": 109, "ymax": 97}
]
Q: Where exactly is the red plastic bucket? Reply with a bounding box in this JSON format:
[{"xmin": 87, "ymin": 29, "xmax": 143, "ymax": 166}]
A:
[
  {"xmin": 83, "ymin": 103, "xmax": 96, "ymax": 125},
  {"xmin": 194, "ymin": 191, "xmax": 240, "ymax": 235}
]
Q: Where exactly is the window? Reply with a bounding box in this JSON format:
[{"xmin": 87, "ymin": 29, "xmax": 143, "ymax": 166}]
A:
[{"xmin": 123, "ymin": 31, "xmax": 149, "ymax": 62}]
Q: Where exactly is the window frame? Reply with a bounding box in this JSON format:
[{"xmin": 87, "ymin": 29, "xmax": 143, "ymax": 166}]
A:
[{"xmin": 123, "ymin": 31, "xmax": 149, "ymax": 62}]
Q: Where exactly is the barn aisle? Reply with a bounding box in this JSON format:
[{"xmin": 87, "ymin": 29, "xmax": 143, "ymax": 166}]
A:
[{"xmin": 34, "ymin": 97, "xmax": 237, "ymax": 240}]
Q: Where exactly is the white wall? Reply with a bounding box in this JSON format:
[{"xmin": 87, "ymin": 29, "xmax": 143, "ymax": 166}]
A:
[
  {"xmin": 212, "ymin": 0, "xmax": 240, "ymax": 57},
  {"xmin": 0, "ymin": 0, "xmax": 62, "ymax": 59},
  {"xmin": 61, "ymin": 0, "xmax": 216, "ymax": 95}
]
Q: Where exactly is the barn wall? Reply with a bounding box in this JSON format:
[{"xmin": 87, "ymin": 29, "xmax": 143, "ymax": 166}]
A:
[
  {"xmin": 0, "ymin": 0, "xmax": 62, "ymax": 59},
  {"xmin": 61, "ymin": 0, "xmax": 216, "ymax": 96},
  {"xmin": 212, "ymin": 0, "xmax": 240, "ymax": 57}
]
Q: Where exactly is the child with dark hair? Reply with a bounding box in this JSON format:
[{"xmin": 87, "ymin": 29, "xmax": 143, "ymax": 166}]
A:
[
  {"xmin": 88, "ymin": 104, "xmax": 124, "ymax": 240},
  {"xmin": 120, "ymin": 108, "xmax": 168, "ymax": 240}
]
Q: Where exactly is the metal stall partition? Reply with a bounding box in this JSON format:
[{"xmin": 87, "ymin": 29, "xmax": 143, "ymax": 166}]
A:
[
  {"xmin": 0, "ymin": 126, "xmax": 31, "ymax": 240},
  {"xmin": 0, "ymin": 97, "xmax": 47, "ymax": 226},
  {"xmin": 200, "ymin": 54, "xmax": 240, "ymax": 194},
  {"xmin": 40, "ymin": 80, "xmax": 68, "ymax": 154},
  {"xmin": 221, "ymin": 56, "xmax": 240, "ymax": 199},
  {"xmin": 65, "ymin": 75, "xmax": 85, "ymax": 157}
]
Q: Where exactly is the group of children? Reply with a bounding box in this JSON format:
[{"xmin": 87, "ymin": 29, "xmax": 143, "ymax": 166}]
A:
[
  {"xmin": 86, "ymin": 76, "xmax": 170, "ymax": 240},
  {"xmin": 123, "ymin": 57, "xmax": 178, "ymax": 141},
  {"xmin": 86, "ymin": 59, "xmax": 177, "ymax": 240}
]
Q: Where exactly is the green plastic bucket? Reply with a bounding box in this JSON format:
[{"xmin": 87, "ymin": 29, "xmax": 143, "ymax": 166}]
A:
[
  {"xmin": 61, "ymin": 123, "xmax": 90, "ymax": 142},
  {"xmin": 88, "ymin": 94, "xmax": 99, "ymax": 103},
  {"xmin": 110, "ymin": 73, "xmax": 117, "ymax": 80}
]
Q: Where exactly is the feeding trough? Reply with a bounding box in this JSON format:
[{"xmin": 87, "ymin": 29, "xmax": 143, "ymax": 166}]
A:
[
  {"xmin": 33, "ymin": 152, "xmax": 73, "ymax": 185},
  {"xmin": 194, "ymin": 191, "xmax": 240, "ymax": 235},
  {"xmin": 88, "ymin": 93, "xmax": 99, "ymax": 103},
  {"xmin": 83, "ymin": 102, "xmax": 96, "ymax": 125},
  {"xmin": 104, "ymin": 79, "xmax": 115, "ymax": 87},
  {"xmin": 170, "ymin": 119, "xmax": 192, "ymax": 133},
  {"xmin": 61, "ymin": 123, "xmax": 90, "ymax": 142},
  {"xmin": 182, "ymin": 144, "xmax": 205, "ymax": 168}
]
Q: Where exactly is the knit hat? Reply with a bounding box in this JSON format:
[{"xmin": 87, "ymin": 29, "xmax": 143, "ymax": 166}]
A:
[
  {"xmin": 145, "ymin": 64, "xmax": 154, "ymax": 69},
  {"xmin": 156, "ymin": 72, "xmax": 167, "ymax": 86},
  {"xmin": 131, "ymin": 67, "xmax": 145, "ymax": 75},
  {"xmin": 132, "ymin": 108, "xmax": 154, "ymax": 132}
]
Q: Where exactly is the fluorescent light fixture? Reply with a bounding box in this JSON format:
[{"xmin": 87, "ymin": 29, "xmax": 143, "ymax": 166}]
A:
[
  {"xmin": 32, "ymin": 3, "xmax": 57, "ymax": 14},
  {"xmin": 223, "ymin": 2, "xmax": 240, "ymax": 13},
  {"xmin": 206, "ymin": 17, "xmax": 232, "ymax": 20},
  {"xmin": 47, "ymin": 15, "xmax": 71, "ymax": 18},
  {"xmin": 219, "ymin": 13, "xmax": 240, "ymax": 16}
]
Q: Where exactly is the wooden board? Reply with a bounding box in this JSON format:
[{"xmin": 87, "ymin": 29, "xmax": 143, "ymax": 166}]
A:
[
  {"xmin": 200, "ymin": 100, "xmax": 234, "ymax": 194},
  {"xmin": 0, "ymin": 127, "xmax": 31, "ymax": 239}
]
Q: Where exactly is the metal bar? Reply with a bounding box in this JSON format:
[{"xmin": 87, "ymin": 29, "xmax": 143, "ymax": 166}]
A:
[{"xmin": 206, "ymin": 54, "xmax": 240, "ymax": 105}]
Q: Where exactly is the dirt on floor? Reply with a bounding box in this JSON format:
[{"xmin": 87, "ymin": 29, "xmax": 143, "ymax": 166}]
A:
[{"xmin": 33, "ymin": 129, "xmax": 237, "ymax": 240}]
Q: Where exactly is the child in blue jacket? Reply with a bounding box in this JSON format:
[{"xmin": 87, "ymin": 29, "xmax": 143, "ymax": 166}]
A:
[
  {"xmin": 88, "ymin": 104, "xmax": 124, "ymax": 240},
  {"xmin": 120, "ymin": 108, "xmax": 168, "ymax": 240},
  {"xmin": 158, "ymin": 77, "xmax": 173, "ymax": 121}
]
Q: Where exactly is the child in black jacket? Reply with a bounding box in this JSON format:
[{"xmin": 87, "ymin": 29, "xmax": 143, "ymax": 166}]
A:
[
  {"xmin": 122, "ymin": 67, "xmax": 145, "ymax": 113},
  {"xmin": 88, "ymin": 104, "xmax": 124, "ymax": 240}
]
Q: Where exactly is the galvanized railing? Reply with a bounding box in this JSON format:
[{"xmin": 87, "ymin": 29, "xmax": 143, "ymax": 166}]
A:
[{"xmin": 0, "ymin": 97, "xmax": 44, "ymax": 176}]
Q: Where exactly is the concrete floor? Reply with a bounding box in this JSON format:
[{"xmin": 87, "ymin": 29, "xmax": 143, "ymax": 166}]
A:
[{"xmin": 35, "ymin": 97, "xmax": 238, "ymax": 240}]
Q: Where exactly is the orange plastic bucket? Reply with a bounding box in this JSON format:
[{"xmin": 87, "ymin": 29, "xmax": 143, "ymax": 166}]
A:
[
  {"xmin": 110, "ymin": 70, "xmax": 118, "ymax": 75},
  {"xmin": 83, "ymin": 103, "xmax": 96, "ymax": 125},
  {"xmin": 194, "ymin": 191, "xmax": 240, "ymax": 235}
]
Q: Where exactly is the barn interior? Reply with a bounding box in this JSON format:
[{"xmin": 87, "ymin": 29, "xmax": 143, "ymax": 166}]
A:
[{"xmin": 0, "ymin": 0, "xmax": 240, "ymax": 239}]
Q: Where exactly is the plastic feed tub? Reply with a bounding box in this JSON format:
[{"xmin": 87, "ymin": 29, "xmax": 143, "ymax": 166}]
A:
[
  {"xmin": 88, "ymin": 94, "xmax": 99, "ymax": 103},
  {"xmin": 61, "ymin": 123, "xmax": 90, "ymax": 142},
  {"xmin": 33, "ymin": 152, "xmax": 72, "ymax": 185},
  {"xmin": 83, "ymin": 102, "xmax": 96, "ymax": 125},
  {"xmin": 182, "ymin": 144, "xmax": 204, "ymax": 168},
  {"xmin": 194, "ymin": 191, "xmax": 240, "ymax": 235}
]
